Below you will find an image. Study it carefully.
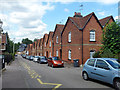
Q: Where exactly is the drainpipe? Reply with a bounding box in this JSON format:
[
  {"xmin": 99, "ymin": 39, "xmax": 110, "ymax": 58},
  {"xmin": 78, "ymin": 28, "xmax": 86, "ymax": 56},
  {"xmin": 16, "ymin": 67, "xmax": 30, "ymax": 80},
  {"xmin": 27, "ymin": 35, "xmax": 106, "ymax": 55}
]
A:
[{"xmin": 82, "ymin": 29, "xmax": 83, "ymax": 66}]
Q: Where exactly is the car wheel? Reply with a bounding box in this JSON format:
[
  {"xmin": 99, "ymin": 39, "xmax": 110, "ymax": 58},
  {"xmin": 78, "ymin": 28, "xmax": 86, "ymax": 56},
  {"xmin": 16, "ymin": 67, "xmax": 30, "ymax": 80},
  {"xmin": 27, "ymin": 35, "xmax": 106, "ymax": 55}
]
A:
[
  {"xmin": 114, "ymin": 79, "xmax": 120, "ymax": 90},
  {"xmin": 52, "ymin": 64, "xmax": 54, "ymax": 68},
  {"xmin": 82, "ymin": 72, "xmax": 89, "ymax": 80}
]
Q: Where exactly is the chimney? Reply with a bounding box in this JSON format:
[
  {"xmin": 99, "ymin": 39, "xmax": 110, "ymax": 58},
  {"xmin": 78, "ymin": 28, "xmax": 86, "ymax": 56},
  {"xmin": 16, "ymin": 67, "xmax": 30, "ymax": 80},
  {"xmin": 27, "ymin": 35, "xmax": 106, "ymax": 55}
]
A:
[{"xmin": 74, "ymin": 12, "xmax": 83, "ymax": 18}]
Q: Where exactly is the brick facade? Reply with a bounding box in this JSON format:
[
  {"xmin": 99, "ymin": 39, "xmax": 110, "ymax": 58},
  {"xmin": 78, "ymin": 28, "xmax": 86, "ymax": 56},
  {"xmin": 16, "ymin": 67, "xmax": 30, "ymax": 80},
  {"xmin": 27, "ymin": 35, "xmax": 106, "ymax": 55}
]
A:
[
  {"xmin": 46, "ymin": 32, "xmax": 53, "ymax": 58},
  {"xmin": 52, "ymin": 24, "xmax": 64, "ymax": 59}
]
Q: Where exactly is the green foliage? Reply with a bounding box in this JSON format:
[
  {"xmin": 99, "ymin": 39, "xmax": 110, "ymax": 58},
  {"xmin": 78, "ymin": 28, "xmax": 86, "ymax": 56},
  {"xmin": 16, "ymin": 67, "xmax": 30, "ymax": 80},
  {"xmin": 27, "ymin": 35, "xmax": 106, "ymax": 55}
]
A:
[
  {"xmin": 102, "ymin": 22, "xmax": 120, "ymax": 56},
  {"xmin": 101, "ymin": 48, "xmax": 114, "ymax": 58},
  {"xmin": 22, "ymin": 38, "xmax": 33, "ymax": 45},
  {"xmin": 93, "ymin": 51, "xmax": 101, "ymax": 58},
  {"xmin": 15, "ymin": 42, "xmax": 21, "ymax": 52},
  {"xmin": 34, "ymin": 38, "xmax": 38, "ymax": 42}
]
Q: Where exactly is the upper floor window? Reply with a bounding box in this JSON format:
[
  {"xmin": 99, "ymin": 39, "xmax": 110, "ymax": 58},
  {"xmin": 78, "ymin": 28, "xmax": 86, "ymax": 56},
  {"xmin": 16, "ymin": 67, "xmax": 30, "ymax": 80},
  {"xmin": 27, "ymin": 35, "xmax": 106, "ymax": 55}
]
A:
[
  {"xmin": 68, "ymin": 50, "xmax": 71, "ymax": 60},
  {"xmin": 90, "ymin": 30, "xmax": 95, "ymax": 41},
  {"xmin": 68, "ymin": 32, "xmax": 71, "ymax": 42},
  {"xmin": 49, "ymin": 52, "xmax": 51, "ymax": 57},
  {"xmin": 45, "ymin": 42, "xmax": 46, "ymax": 47},
  {"xmin": 56, "ymin": 36, "xmax": 58, "ymax": 43},
  {"xmin": 56, "ymin": 50, "xmax": 58, "ymax": 56},
  {"xmin": 49, "ymin": 41, "xmax": 51, "ymax": 47}
]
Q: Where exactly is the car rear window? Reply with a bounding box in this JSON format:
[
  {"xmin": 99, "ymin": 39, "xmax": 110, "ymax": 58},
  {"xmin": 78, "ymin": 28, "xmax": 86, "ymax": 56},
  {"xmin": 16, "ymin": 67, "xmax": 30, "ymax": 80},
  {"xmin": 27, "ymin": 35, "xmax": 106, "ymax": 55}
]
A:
[{"xmin": 87, "ymin": 59, "xmax": 95, "ymax": 66}]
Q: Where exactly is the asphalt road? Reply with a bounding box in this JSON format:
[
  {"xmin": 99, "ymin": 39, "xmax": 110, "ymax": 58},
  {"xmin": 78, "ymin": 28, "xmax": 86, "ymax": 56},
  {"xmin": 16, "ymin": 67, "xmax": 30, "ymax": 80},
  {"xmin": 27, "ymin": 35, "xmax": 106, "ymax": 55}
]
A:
[{"xmin": 2, "ymin": 55, "xmax": 114, "ymax": 89}]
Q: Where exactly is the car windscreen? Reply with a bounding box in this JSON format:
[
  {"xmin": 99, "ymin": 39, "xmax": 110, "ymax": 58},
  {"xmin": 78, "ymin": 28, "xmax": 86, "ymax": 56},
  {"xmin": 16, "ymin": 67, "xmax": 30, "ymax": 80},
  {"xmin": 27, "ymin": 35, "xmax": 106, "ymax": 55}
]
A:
[
  {"xmin": 52, "ymin": 57, "xmax": 60, "ymax": 60},
  {"xmin": 106, "ymin": 59, "xmax": 120, "ymax": 69},
  {"xmin": 41, "ymin": 57, "xmax": 47, "ymax": 60}
]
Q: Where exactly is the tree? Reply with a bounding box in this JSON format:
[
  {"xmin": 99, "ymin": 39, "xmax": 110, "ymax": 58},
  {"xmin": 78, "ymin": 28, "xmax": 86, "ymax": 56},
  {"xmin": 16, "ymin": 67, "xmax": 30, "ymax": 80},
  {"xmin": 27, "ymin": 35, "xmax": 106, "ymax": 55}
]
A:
[
  {"xmin": 101, "ymin": 22, "xmax": 120, "ymax": 58},
  {"xmin": 15, "ymin": 42, "xmax": 21, "ymax": 52},
  {"xmin": 22, "ymin": 38, "xmax": 33, "ymax": 45},
  {"xmin": 34, "ymin": 38, "xmax": 38, "ymax": 42}
]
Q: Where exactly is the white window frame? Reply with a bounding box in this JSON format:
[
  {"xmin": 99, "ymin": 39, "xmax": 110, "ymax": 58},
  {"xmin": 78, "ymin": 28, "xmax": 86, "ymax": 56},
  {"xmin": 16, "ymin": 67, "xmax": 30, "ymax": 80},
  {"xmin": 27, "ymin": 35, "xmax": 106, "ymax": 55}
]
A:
[
  {"xmin": 90, "ymin": 30, "xmax": 95, "ymax": 41},
  {"xmin": 49, "ymin": 41, "xmax": 51, "ymax": 47},
  {"xmin": 68, "ymin": 50, "xmax": 71, "ymax": 60},
  {"xmin": 49, "ymin": 52, "xmax": 51, "ymax": 57},
  {"xmin": 90, "ymin": 50, "xmax": 95, "ymax": 58},
  {"xmin": 68, "ymin": 32, "xmax": 71, "ymax": 42},
  {"xmin": 45, "ymin": 42, "xmax": 46, "ymax": 47},
  {"xmin": 44, "ymin": 52, "xmax": 46, "ymax": 56},
  {"xmin": 56, "ymin": 50, "xmax": 58, "ymax": 56},
  {"xmin": 56, "ymin": 36, "xmax": 58, "ymax": 43}
]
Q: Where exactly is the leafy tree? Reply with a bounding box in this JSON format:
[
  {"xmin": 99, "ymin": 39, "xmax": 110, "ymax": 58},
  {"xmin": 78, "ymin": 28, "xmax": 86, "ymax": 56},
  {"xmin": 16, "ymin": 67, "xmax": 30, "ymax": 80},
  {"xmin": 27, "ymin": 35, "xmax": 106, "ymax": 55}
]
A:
[
  {"xmin": 15, "ymin": 42, "xmax": 21, "ymax": 52},
  {"xmin": 101, "ymin": 22, "xmax": 120, "ymax": 58},
  {"xmin": 22, "ymin": 38, "xmax": 33, "ymax": 45},
  {"xmin": 34, "ymin": 38, "xmax": 38, "ymax": 42}
]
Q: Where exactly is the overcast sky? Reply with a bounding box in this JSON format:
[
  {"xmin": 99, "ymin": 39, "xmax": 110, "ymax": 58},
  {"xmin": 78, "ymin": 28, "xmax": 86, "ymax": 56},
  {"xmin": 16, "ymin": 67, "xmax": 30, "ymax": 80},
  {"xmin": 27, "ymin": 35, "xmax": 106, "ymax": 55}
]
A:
[{"xmin": 0, "ymin": 0, "xmax": 119, "ymax": 43}]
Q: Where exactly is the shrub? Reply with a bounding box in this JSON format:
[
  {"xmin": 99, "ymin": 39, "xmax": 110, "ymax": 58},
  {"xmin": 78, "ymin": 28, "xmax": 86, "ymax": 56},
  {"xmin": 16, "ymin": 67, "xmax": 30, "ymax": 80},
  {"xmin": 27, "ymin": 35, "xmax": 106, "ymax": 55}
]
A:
[
  {"xmin": 101, "ymin": 48, "xmax": 114, "ymax": 58},
  {"xmin": 93, "ymin": 51, "xmax": 101, "ymax": 58}
]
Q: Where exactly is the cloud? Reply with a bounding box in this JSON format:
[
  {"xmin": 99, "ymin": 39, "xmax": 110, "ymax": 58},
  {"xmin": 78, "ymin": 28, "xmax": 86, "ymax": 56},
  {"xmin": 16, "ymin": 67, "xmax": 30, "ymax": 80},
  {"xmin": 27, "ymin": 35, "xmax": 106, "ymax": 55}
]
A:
[
  {"xmin": 98, "ymin": 11, "xmax": 105, "ymax": 16},
  {"xmin": 64, "ymin": 8, "xmax": 69, "ymax": 12},
  {"xmin": 114, "ymin": 16, "xmax": 118, "ymax": 20},
  {"xmin": 0, "ymin": 1, "xmax": 54, "ymax": 43}
]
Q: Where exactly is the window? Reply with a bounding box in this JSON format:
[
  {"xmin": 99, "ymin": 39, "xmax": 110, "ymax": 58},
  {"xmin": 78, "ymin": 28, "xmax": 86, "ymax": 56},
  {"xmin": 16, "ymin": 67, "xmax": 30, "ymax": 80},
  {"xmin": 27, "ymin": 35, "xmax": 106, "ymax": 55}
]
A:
[
  {"xmin": 87, "ymin": 59, "xmax": 95, "ymax": 66},
  {"xmin": 49, "ymin": 52, "xmax": 51, "ymax": 57},
  {"xmin": 95, "ymin": 59, "xmax": 109, "ymax": 70},
  {"xmin": 49, "ymin": 41, "xmax": 51, "ymax": 47},
  {"xmin": 41, "ymin": 46, "xmax": 42, "ymax": 49},
  {"xmin": 56, "ymin": 50, "xmax": 58, "ymax": 56},
  {"xmin": 90, "ymin": 50, "xmax": 95, "ymax": 58},
  {"xmin": 68, "ymin": 50, "xmax": 71, "ymax": 60},
  {"xmin": 44, "ymin": 52, "xmax": 46, "ymax": 56},
  {"xmin": 90, "ymin": 30, "xmax": 95, "ymax": 41},
  {"xmin": 56, "ymin": 36, "xmax": 58, "ymax": 43},
  {"xmin": 68, "ymin": 32, "xmax": 71, "ymax": 42},
  {"xmin": 45, "ymin": 42, "xmax": 46, "ymax": 47}
]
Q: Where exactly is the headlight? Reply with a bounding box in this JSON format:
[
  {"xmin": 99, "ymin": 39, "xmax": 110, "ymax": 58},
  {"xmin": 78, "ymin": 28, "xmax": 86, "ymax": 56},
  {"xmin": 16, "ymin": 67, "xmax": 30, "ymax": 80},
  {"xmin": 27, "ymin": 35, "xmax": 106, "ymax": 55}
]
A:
[
  {"xmin": 54, "ymin": 61, "xmax": 57, "ymax": 64},
  {"xmin": 62, "ymin": 61, "xmax": 64, "ymax": 63}
]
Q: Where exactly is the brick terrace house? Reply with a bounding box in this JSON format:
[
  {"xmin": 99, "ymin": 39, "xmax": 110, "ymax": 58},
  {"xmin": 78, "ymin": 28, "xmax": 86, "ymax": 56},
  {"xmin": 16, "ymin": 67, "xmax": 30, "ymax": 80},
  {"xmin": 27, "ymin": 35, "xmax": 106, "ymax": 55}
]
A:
[
  {"xmin": 52, "ymin": 24, "xmax": 64, "ymax": 59},
  {"xmin": 61, "ymin": 12, "xmax": 114, "ymax": 65},
  {"xmin": 42, "ymin": 34, "xmax": 48, "ymax": 57},
  {"xmin": 36, "ymin": 39, "xmax": 40, "ymax": 56},
  {"xmin": 31, "ymin": 41, "xmax": 37, "ymax": 56},
  {"xmin": 39, "ymin": 38, "xmax": 43, "ymax": 56},
  {"xmin": 99, "ymin": 16, "xmax": 114, "ymax": 29},
  {"xmin": 46, "ymin": 31, "xmax": 53, "ymax": 58}
]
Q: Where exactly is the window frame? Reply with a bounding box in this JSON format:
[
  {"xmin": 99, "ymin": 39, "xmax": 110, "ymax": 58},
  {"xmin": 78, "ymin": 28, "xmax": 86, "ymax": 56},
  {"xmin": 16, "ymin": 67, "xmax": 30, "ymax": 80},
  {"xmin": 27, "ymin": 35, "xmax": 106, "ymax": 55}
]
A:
[
  {"xmin": 56, "ymin": 50, "xmax": 58, "ymax": 56},
  {"xmin": 68, "ymin": 50, "xmax": 71, "ymax": 60},
  {"xmin": 68, "ymin": 32, "xmax": 71, "ymax": 43},
  {"xmin": 49, "ymin": 41, "xmax": 51, "ymax": 47},
  {"xmin": 90, "ymin": 30, "xmax": 95, "ymax": 41},
  {"xmin": 56, "ymin": 36, "xmax": 58, "ymax": 43}
]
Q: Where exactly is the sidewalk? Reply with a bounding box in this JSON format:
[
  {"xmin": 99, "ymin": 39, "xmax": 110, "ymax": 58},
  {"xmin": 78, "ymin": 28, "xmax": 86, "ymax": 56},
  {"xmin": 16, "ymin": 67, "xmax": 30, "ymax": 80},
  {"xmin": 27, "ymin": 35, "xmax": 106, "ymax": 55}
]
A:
[{"xmin": 2, "ymin": 59, "xmax": 28, "ymax": 88}]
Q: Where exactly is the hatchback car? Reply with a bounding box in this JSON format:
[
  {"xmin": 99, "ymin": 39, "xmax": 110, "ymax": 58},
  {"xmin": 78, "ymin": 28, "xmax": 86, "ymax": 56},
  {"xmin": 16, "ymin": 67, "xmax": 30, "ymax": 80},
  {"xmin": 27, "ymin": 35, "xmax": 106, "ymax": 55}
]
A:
[
  {"xmin": 39, "ymin": 56, "xmax": 48, "ymax": 64},
  {"xmin": 33, "ymin": 56, "xmax": 40, "ymax": 62},
  {"xmin": 47, "ymin": 57, "xmax": 64, "ymax": 68},
  {"xmin": 82, "ymin": 58, "xmax": 120, "ymax": 90},
  {"xmin": 29, "ymin": 56, "xmax": 34, "ymax": 61}
]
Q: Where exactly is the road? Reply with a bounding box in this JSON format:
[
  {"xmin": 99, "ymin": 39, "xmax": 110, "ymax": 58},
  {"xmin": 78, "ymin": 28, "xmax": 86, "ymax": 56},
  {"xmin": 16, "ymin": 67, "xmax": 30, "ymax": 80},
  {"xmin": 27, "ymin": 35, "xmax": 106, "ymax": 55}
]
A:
[{"xmin": 2, "ymin": 55, "xmax": 114, "ymax": 89}]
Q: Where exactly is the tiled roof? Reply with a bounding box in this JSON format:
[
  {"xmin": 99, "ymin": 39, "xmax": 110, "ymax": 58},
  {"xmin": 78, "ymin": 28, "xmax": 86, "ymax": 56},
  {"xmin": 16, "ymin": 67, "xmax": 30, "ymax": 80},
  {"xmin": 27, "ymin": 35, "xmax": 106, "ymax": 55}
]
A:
[
  {"xmin": 52, "ymin": 24, "xmax": 64, "ymax": 38},
  {"xmin": 99, "ymin": 16, "xmax": 112, "ymax": 26},
  {"xmin": 69, "ymin": 12, "xmax": 94, "ymax": 29}
]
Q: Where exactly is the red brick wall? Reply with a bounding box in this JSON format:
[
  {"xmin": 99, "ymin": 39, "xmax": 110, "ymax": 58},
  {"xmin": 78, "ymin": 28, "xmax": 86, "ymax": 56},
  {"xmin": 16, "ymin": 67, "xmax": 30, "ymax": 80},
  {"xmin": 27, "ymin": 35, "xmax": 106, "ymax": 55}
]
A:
[
  {"xmin": 42, "ymin": 34, "xmax": 48, "ymax": 56},
  {"xmin": 62, "ymin": 18, "xmax": 82, "ymax": 63},
  {"xmin": 46, "ymin": 32, "xmax": 53, "ymax": 58}
]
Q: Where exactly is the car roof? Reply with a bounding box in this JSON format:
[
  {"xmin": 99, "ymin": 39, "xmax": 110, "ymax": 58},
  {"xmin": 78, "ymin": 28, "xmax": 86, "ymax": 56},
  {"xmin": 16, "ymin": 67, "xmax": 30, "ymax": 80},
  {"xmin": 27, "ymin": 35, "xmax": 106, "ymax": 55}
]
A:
[{"xmin": 91, "ymin": 58, "xmax": 118, "ymax": 61}]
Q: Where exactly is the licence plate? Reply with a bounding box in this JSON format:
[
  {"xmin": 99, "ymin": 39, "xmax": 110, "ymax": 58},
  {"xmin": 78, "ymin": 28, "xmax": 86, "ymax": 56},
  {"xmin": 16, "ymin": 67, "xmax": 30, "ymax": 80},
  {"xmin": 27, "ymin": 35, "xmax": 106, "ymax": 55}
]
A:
[{"xmin": 58, "ymin": 64, "xmax": 61, "ymax": 65}]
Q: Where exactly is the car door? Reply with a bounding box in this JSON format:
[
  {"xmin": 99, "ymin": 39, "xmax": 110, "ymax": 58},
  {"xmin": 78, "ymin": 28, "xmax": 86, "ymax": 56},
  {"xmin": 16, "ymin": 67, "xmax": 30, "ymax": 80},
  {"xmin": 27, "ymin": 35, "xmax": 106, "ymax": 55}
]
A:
[
  {"xmin": 85, "ymin": 59, "xmax": 96, "ymax": 79},
  {"xmin": 93, "ymin": 59, "xmax": 112, "ymax": 83}
]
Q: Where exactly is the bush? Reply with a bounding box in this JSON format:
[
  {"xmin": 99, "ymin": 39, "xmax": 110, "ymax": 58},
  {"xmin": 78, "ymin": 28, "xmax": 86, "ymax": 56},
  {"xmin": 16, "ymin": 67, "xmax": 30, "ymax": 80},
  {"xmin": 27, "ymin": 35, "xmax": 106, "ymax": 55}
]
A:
[
  {"xmin": 93, "ymin": 51, "xmax": 101, "ymax": 58},
  {"xmin": 101, "ymin": 48, "xmax": 114, "ymax": 58}
]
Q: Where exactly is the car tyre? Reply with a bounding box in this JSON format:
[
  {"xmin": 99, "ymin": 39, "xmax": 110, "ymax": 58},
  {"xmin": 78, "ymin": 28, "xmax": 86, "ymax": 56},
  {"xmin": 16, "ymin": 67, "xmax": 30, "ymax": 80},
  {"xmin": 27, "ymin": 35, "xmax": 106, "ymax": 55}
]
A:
[
  {"xmin": 114, "ymin": 79, "xmax": 120, "ymax": 90},
  {"xmin": 82, "ymin": 71, "xmax": 89, "ymax": 80}
]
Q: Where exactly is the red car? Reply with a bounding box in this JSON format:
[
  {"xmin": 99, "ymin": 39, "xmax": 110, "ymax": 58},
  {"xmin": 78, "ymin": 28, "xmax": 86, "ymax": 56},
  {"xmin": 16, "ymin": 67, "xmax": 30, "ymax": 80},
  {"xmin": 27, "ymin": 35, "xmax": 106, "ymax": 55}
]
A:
[{"xmin": 47, "ymin": 57, "xmax": 64, "ymax": 68}]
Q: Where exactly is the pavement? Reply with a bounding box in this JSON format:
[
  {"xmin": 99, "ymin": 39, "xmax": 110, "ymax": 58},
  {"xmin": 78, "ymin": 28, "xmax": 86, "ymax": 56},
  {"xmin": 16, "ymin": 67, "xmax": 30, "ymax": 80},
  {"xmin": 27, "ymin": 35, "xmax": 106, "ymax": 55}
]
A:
[{"xmin": 2, "ymin": 55, "xmax": 114, "ymax": 89}]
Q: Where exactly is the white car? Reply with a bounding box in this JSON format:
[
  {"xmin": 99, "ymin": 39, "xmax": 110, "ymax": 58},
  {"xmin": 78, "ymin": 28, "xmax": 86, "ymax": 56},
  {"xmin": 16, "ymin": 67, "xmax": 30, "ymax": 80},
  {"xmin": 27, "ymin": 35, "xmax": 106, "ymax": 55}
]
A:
[{"xmin": 33, "ymin": 56, "xmax": 40, "ymax": 62}]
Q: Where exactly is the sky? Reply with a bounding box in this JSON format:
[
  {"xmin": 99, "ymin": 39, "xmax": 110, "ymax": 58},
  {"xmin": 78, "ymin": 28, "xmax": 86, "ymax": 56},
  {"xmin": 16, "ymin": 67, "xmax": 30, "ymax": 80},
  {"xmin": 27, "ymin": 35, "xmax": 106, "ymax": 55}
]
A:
[{"xmin": 0, "ymin": 0, "xmax": 119, "ymax": 43}]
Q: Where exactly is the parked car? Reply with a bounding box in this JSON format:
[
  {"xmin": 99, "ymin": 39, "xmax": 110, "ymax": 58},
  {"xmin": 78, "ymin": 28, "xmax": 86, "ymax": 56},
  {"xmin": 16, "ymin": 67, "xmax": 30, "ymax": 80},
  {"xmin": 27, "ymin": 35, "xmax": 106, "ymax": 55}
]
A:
[
  {"xmin": 82, "ymin": 58, "xmax": 120, "ymax": 90},
  {"xmin": 47, "ymin": 57, "xmax": 64, "ymax": 68},
  {"xmin": 29, "ymin": 56, "xmax": 34, "ymax": 61},
  {"xmin": 39, "ymin": 56, "xmax": 48, "ymax": 64},
  {"xmin": 33, "ymin": 56, "xmax": 40, "ymax": 62},
  {"xmin": 22, "ymin": 54, "xmax": 26, "ymax": 58},
  {"xmin": 26, "ymin": 55, "xmax": 30, "ymax": 60}
]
